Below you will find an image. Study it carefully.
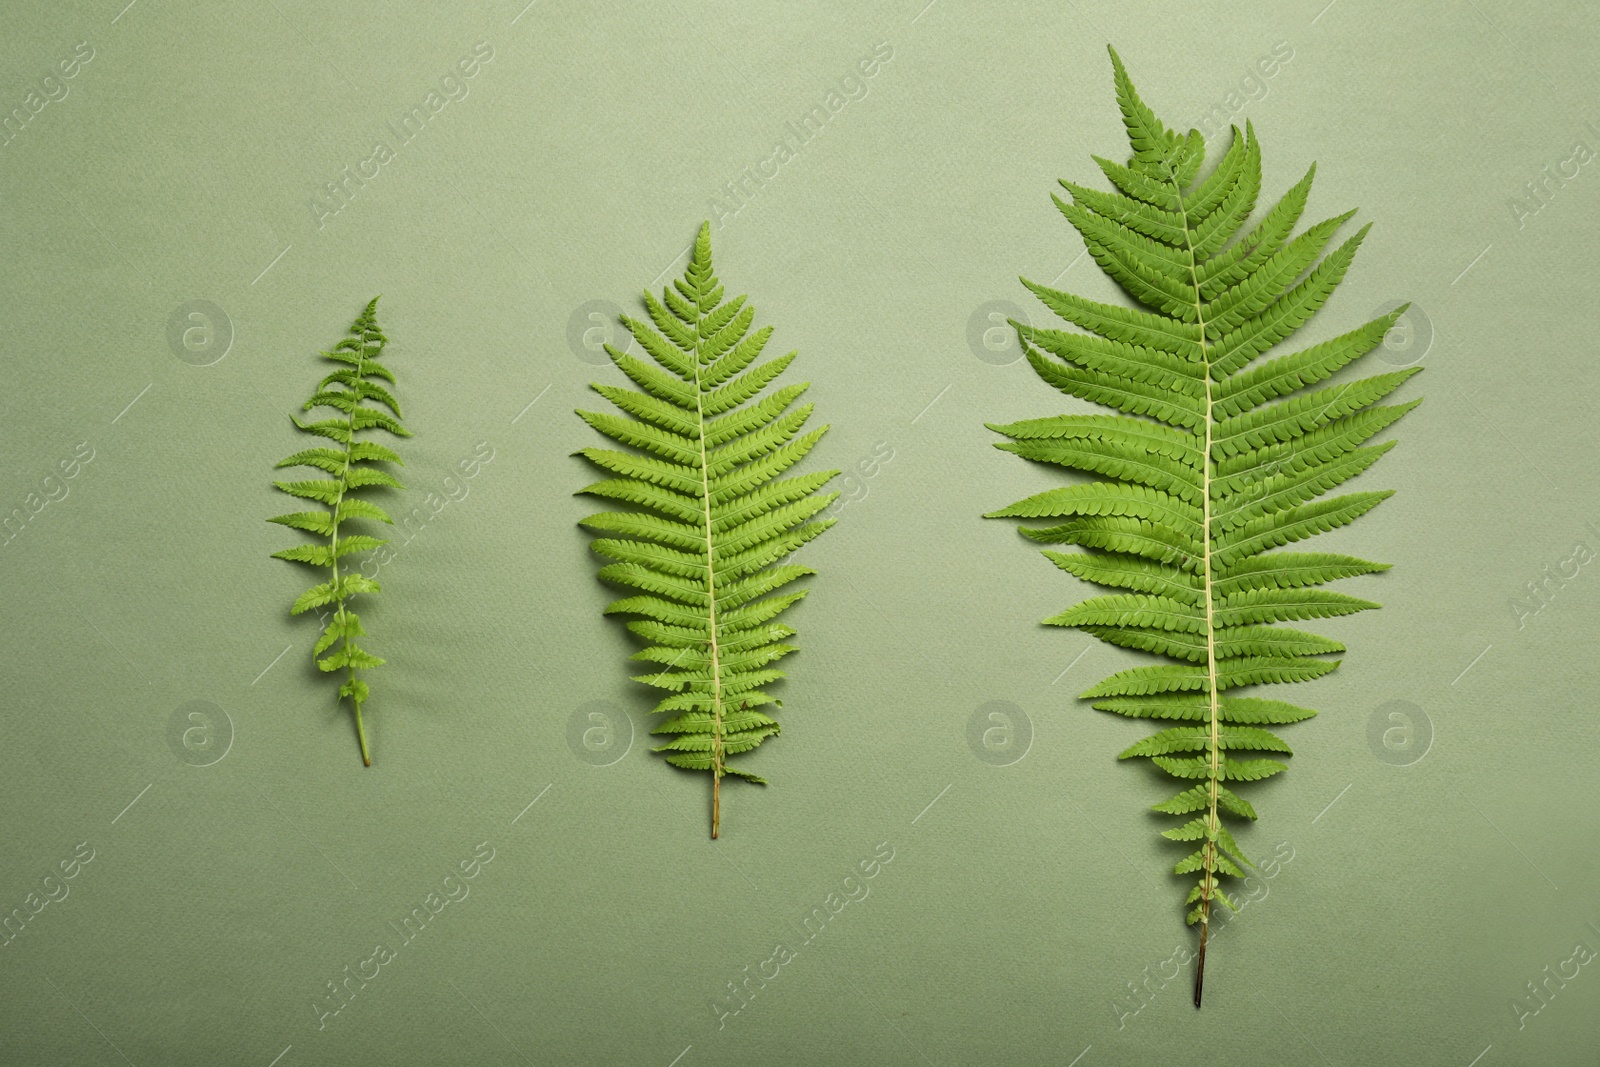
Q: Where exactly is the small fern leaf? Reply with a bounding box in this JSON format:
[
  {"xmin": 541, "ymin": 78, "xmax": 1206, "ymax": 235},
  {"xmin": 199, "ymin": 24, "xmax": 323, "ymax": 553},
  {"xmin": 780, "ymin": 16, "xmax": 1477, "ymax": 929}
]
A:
[
  {"xmin": 984, "ymin": 47, "xmax": 1421, "ymax": 1006},
  {"xmin": 276, "ymin": 447, "xmax": 349, "ymax": 474},
  {"xmin": 577, "ymin": 223, "xmax": 836, "ymax": 839},
  {"xmin": 271, "ymin": 544, "xmax": 333, "ymax": 566},
  {"xmin": 268, "ymin": 511, "xmax": 335, "ymax": 537},
  {"xmin": 269, "ymin": 297, "xmax": 408, "ymax": 767}
]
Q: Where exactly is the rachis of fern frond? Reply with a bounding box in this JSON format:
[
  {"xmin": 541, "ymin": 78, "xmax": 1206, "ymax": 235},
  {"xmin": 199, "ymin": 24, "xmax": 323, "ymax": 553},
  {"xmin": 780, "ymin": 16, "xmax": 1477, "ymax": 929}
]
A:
[
  {"xmin": 985, "ymin": 46, "xmax": 1421, "ymax": 1006},
  {"xmin": 269, "ymin": 297, "xmax": 410, "ymax": 766},
  {"xmin": 576, "ymin": 223, "xmax": 838, "ymax": 838}
]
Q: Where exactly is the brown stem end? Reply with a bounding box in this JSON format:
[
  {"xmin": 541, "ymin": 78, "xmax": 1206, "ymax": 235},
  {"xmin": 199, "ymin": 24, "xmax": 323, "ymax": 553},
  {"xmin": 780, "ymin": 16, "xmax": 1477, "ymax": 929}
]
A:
[{"xmin": 711, "ymin": 772, "xmax": 721, "ymax": 840}]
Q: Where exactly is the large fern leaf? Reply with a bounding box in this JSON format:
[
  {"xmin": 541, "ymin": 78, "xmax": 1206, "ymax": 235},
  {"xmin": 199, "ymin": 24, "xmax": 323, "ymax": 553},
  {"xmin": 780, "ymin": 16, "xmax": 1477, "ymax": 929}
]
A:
[
  {"xmin": 985, "ymin": 47, "xmax": 1421, "ymax": 1005},
  {"xmin": 576, "ymin": 223, "xmax": 838, "ymax": 838},
  {"xmin": 269, "ymin": 297, "xmax": 410, "ymax": 767}
]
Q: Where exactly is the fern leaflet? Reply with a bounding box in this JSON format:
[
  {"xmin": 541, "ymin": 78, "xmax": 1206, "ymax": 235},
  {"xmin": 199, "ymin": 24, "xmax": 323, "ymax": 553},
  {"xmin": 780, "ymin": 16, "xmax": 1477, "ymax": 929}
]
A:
[
  {"xmin": 985, "ymin": 47, "xmax": 1421, "ymax": 1005},
  {"xmin": 269, "ymin": 297, "xmax": 410, "ymax": 766},
  {"xmin": 577, "ymin": 223, "xmax": 838, "ymax": 838}
]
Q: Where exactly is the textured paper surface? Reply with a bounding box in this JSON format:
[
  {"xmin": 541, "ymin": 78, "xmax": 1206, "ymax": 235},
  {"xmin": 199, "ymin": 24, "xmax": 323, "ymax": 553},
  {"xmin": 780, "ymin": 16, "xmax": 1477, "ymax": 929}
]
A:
[{"xmin": 0, "ymin": 1, "xmax": 1595, "ymax": 1064}]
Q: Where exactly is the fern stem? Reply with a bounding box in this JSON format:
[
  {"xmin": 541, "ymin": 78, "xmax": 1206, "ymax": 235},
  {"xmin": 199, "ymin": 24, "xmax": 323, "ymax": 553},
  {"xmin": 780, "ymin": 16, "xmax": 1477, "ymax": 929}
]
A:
[
  {"xmin": 1173, "ymin": 164, "xmax": 1222, "ymax": 1009},
  {"xmin": 686, "ymin": 256, "xmax": 727, "ymax": 840},
  {"xmin": 353, "ymin": 696, "xmax": 371, "ymax": 766},
  {"xmin": 712, "ymin": 771, "xmax": 721, "ymax": 839},
  {"xmin": 330, "ymin": 324, "xmax": 369, "ymax": 767}
]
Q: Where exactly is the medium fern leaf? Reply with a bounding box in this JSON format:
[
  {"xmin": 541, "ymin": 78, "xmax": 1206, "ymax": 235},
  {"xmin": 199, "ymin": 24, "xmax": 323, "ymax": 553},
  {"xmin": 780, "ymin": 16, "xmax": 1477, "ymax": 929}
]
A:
[
  {"xmin": 577, "ymin": 223, "xmax": 837, "ymax": 838},
  {"xmin": 269, "ymin": 297, "xmax": 408, "ymax": 767},
  {"xmin": 984, "ymin": 46, "xmax": 1421, "ymax": 1007}
]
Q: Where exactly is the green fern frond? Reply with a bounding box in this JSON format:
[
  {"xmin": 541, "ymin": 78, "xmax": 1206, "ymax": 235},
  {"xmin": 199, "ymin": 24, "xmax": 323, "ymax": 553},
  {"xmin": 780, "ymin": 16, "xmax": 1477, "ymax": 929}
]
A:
[
  {"xmin": 269, "ymin": 297, "xmax": 409, "ymax": 767},
  {"xmin": 985, "ymin": 46, "xmax": 1421, "ymax": 1006},
  {"xmin": 577, "ymin": 223, "xmax": 837, "ymax": 838}
]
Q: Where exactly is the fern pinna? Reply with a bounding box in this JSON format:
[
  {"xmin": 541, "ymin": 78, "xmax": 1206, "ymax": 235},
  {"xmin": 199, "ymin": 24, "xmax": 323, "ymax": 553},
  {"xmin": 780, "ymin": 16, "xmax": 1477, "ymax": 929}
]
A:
[
  {"xmin": 576, "ymin": 223, "xmax": 838, "ymax": 838},
  {"xmin": 269, "ymin": 297, "xmax": 410, "ymax": 767},
  {"xmin": 984, "ymin": 47, "xmax": 1421, "ymax": 1005}
]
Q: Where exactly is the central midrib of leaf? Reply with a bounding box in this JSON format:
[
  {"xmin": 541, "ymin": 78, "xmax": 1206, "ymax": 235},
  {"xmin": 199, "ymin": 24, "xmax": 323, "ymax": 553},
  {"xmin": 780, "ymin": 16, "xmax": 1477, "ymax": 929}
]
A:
[
  {"xmin": 688, "ymin": 298, "xmax": 726, "ymax": 783},
  {"xmin": 328, "ymin": 338, "xmax": 368, "ymax": 687},
  {"xmin": 1167, "ymin": 168, "xmax": 1224, "ymax": 931}
]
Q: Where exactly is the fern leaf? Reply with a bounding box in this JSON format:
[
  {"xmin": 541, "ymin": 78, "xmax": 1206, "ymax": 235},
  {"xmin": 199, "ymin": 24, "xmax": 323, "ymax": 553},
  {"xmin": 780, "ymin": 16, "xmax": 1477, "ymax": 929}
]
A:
[
  {"xmin": 1211, "ymin": 552, "xmax": 1389, "ymax": 595},
  {"xmin": 271, "ymin": 544, "xmax": 333, "ymax": 566},
  {"xmin": 1196, "ymin": 162, "xmax": 1314, "ymax": 294},
  {"xmin": 577, "ymin": 223, "xmax": 835, "ymax": 838},
  {"xmin": 579, "ymin": 477, "xmax": 703, "ymax": 524},
  {"xmin": 273, "ymin": 478, "xmax": 343, "ymax": 505},
  {"xmin": 275, "ymin": 447, "xmax": 349, "ymax": 475},
  {"xmin": 1213, "ymin": 443, "xmax": 1395, "ymax": 528},
  {"xmin": 577, "ymin": 409, "xmax": 702, "ymax": 465},
  {"xmin": 1212, "ymin": 491, "xmax": 1393, "ymax": 567},
  {"xmin": 984, "ymin": 47, "xmax": 1421, "ymax": 1005},
  {"xmin": 575, "ymin": 448, "xmax": 702, "ymax": 495},
  {"xmin": 589, "ymin": 384, "xmax": 700, "ymax": 437},
  {"xmin": 708, "ymin": 429, "xmax": 827, "ymax": 502},
  {"xmin": 268, "ymin": 511, "xmax": 335, "ymax": 537},
  {"xmin": 291, "ymin": 416, "xmax": 351, "ymax": 444},
  {"xmin": 1022, "ymin": 516, "xmax": 1204, "ymax": 572},
  {"xmin": 342, "ymin": 468, "xmax": 404, "ymax": 491},
  {"xmin": 336, "ymin": 497, "xmax": 395, "ymax": 525},
  {"xmin": 1025, "ymin": 348, "xmax": 1205, "ymax": 429},
  {"xmin": 987, "ymin": 482, "xmax": 1202, "ymax": 535},
  {"xmin": 269, "ymin": 297, "xmax": 408, "ymax": 767},
  {"xmin": 581, "ymin": 512, "xmax": 705, "ymax": 553},
  {"xmin": 1211, "ymin": 310, "xmax": 1401, "ymax": 417},
  {"xmin": 1214, "ymin": 399, "xmax": 1420, "ymax": 481},
  {"xmin": 1043, "ymin": 550, "xmax": 1204, "ymax": 605},
  {"xmin": 1046, "ymin": 593, "xmax": 1204, "ymax": 633}
]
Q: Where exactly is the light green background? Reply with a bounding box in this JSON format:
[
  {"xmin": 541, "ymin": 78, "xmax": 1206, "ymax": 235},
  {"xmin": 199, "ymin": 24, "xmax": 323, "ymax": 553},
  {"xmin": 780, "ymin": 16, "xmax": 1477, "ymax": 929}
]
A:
[{"xmin": 2, "ymin": 1, "xmax": 1596, "ymax": 1064}]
